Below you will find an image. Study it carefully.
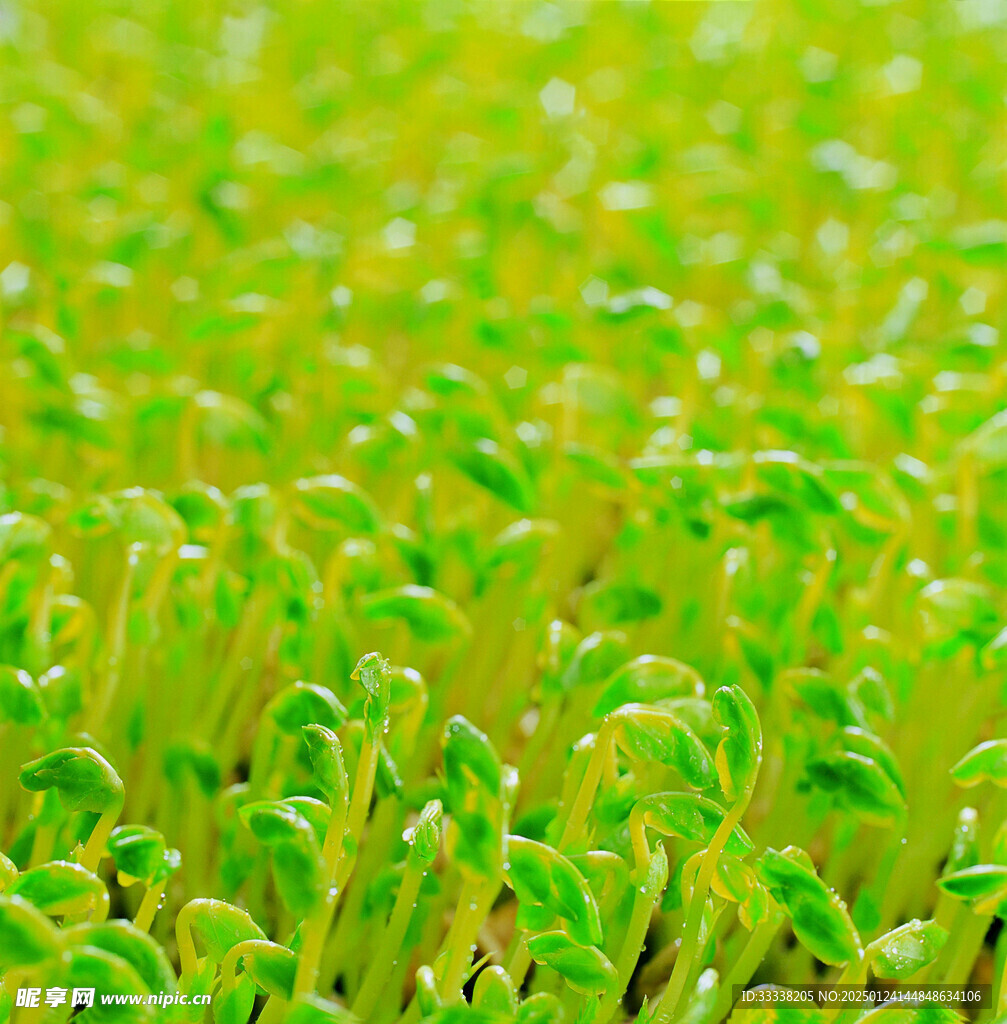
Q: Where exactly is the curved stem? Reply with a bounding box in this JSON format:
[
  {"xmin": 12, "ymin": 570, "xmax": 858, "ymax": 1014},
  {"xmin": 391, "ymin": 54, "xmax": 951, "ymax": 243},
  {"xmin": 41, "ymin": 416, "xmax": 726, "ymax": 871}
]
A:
[
  {"xmin": 221, "ymin": 939, "xmax": 270, "ymax": 996},
  {"xmin": 81, "ymin": 803, "xmax": 123, "ymax": 873},
  {"xmin": 176, "ymin": 900, "xmax": 205, "ymax": 982}
]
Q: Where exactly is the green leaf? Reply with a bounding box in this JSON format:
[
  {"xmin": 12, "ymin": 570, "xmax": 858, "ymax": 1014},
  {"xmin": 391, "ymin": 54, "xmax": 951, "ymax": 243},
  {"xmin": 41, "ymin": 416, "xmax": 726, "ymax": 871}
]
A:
[
  {"xmin": 0, "ymin": 665, "xmax": 45, "ymax": 725},
  {"xmin": 867, "ymin": 919, "xmax": 948, "ymax": 979},
  {"xmin": 581, "ymin": 581, "xmax": 663, "ymax": 626},
  {"xmin": 594, "ymin": 656, "xmax": 705, "ymax": 717},
  {"xmin": 280, "ymin": 797, "xmax": 331, "ymax": 844},
  {"xmin": 230, "ymin": 484, "xmax": 280, "ymax": 540},
  {"xmin": 9, "ymin": 861, "xmax": 109, "ymax": 918},
  {"xmin": 37, "ymin": 665, "xmax": 84, "ymax": 722},
  {"xmin": 937, "ymin": 864, "xmax": 1007, "ymax": 914},
  {"xmin": 472, "ymin": 965, "xmax": 517, "ymax": 1016},
  {"xmin": 806, "ymin": 752, "xmax": 907, "ymax": 827},
  {"xmin": 838, "ymin": 728, "xmax": 905, "ymax": 798},
  {"xmin": 0, "ymin": 894, "xmax": 62, "ymax": 969},
  {"xmin": 108, "ymin": 825, "xmax": 168, "ymax": 884},
  {"xmin": 443, "ymin": 716, "xmax": 502, "ymax": 800},
  {"xmin": 0, "ymin": 512, "xmax": 52, "ymax": 561},
  {"xmin": 951, "ymin": 739, "xmax": 1007, "ymax": 788},
  {"xmin": 271, "ymin": 840, "xmax": 327, "ymax": 917},
  {"xmin": 917, "ymin": 578, "xmax": 999, "ymax": 650},
  {"xmin": 788, "ymin": 671, "xmax": 862, "ymax": 727},
  {"xmin": 562, "ymin": 442, "xmax": 630, "ymax": 490},
  {"xmin": 405, "ymin": 800, "xmax": 443, "ymax": 864},
  {"xmin": 756, "ymin": 848, "xmax": 862, "ymax": 966},
  {"xmin": 20, "ymin": 746, "xmax": 124, "ymax": 814},
  {"xmin": 0, "ymin": 852, "xmax": 16, "ymax": 891},
  {"xmin": 959, "ymin": 409, "xmax": 1007, "ymax": 470},
  {"xmin": 752, "ymin": 450, "xmax": 839, "ymax": 515},
  {"xmin": 353, "ymin": 651, "xmax": 391, "ymax": 731},
  {"xmin": 185, "ymin": 899, "xmax": 267, "ymax": 963},
  {"xmin": 171, "ymin": 481, "xmax": 229, "ymax": 541},
  {"xmin": 284, "ymin": 993, "xmax": 358, "ymax": 1024},
  {"xmin": 485, "ymin": 519, "xmax": 560, "ymax": 571},
  {"xmin": 610, "ymin": 705, "xmax": 718, "ymax": 789},
  {"xmin": 60, "ymin": 946, "xmax": 153, "ymax": 1022},
  {"xmin": 982, "ymin": 627, "xmax": 1007, "ymax": 670},
  {"xmin": 947, "ymin": 807, "xmax": 980, "ymax": 873},
  {"xmin": 516, "ymin": 993, "xmax": 565, "ymax": 1024},
  {"xmin": 526, "ymin": 931, "xmax": 617, "ymax": 996},
  {"xmin": 240, "ymin": 940, "xmax": 298, "ymax": 999},
  {"xmin": 302, "ymin": 725, "xmax": 349, "ymax": 808},
  {"xmin": 634, "ymin": 792, "xmax": 754, "ymax": 856},
  {"xmin": 214, "ymin": 972, "xmax": 255, "ymax": 1024},
  {"xmin": 415, "ymin": 964, "xmax": 442, "ymax": 1017},
  {"xmin": 559, "ymin": 631, "xmax": 631, "ymax": 692},
  {"xmin": 62, "ymin": 920, "xmax": 176, "ymax": 992},
  {"xmin": 505, "ymin": 836, "xmax": 603, "ymax": 946},
  {"xmin": 451, "ymin": 438, "xmax": 534, "ymax": 513},
  {"xmin": 711, "ymin": 855, "xmax": 768, "ymax": 929},
  {"xmin": 239, "ymin": 802, "xmax": 326, "ymax": 915},
  {"xmin": 193, "ymin": 390, "xmax": 269, "ymax": 453},
  {"xmin": 678, "ymin": 968, "xmax": 719, "ymax": 1024},
  {"xmin": 712, "ymin": 685, "xmax": 763, "ymax": 802},
  {"xmin": 162, "ymin": 741, "xmax": 221, "ymax": 797},
  {"xmin": 361, "ymin": 585, "xmax": 471, "ymax": 642},
  {"xmin": 240, "ymin": 801, "xmax": 317, "ymax": 846},
  {"xmin": 443, "ymin": 717, "xmax": 506, "ymax": 879},
  {"xmin": 268, "ymin": 683, "xmax": 347, "ymax": 736},
  {"xmin": 291, "ymin": 475, "xmax": 382, "ymax": 535},
  {"xmin": 71, "ymin": 489, "xmax": 186, "ymax": 553}
]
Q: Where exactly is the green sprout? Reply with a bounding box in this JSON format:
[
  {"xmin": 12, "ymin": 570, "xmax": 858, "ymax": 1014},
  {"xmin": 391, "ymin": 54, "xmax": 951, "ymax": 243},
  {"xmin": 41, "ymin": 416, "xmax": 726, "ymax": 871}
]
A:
[{"xmin": 0, "ymin": 2, "xmax": 1006, "ymax": 1023}]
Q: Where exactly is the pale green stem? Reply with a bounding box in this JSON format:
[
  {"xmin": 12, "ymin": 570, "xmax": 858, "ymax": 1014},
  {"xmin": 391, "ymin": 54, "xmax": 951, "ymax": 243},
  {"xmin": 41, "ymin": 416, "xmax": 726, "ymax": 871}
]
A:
[
  {"xmin": 711, "ymin": 911, "xmax": 784, "ymax": 1024},
  {"xmin": 942, "ymin": 911, "xmax": 991, "ymax": 987},
  {"xmin": 176, "ymin": 900, "xmax": 205, "ymax": 982},
  {"xmin": 335, "ymin": 729, "xmax": 380, "ymax": 889},
  {"xmin": 652, "ymin": 792, "xmax": 753, "ymax": 1024},
  {"xmin": 221, "ymin": 940, "xmax": 270, "ymax": 995},
  {"xmin": 438, "ymin": 877, "xmax": 499, "ymax": 1004},
  {"xmin": 28, "ymin": 820, "xmax": 57, "ymax": 868},
  {"xmin": 558, "ymin": 720, "xmax": 612, "ymax": 851},
  {"xmin": 352, "ymin": 856, "xmax": 426, "ymax": 1020},
  {"xmin": 292, "ymin": 794, "xmax": 349, "ymax": 997},
  {"xmin": 832, "ymin": 951, "xmax": 868, "ymax": 1024},
  {"xmin": 133, "ymin": 879, "xmax": 166, "ymax": 933},
  {"xmin": 595, "ymin": 861, "xmax": 664, "ymax": 1024},
  {"xmin": 203, "ymin": 586, "xmax": 272, "ymax": 739},
  {"xmin": 997, "ymin": 943, "xmax": 1007, "ymax": 1016},
  {"xmin": 90, "ymin": 549, "xmax": 137, "ymax": 732},
  {"xmin": 257, "ymin": 997, "xmax": 287, "ymax": 1024},
  {"xmin": 506, "ymin": 939, "xmax": 533, "ymax": 992},
  {"xmin": 81, "ymin": 803, "xmax": 123, "ymax": 873}
]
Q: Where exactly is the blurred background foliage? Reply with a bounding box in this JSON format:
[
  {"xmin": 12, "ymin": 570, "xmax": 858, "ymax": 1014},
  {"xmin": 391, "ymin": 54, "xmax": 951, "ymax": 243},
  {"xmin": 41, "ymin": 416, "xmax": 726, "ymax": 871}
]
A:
[{"xmin": 0, "ymin": 0, "xmax": 1003, "ymax": 494}]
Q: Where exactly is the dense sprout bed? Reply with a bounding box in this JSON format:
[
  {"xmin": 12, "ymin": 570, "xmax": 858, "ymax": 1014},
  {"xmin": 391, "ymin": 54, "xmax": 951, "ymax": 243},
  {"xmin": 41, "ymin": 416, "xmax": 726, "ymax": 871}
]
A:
[{"xmin": 0, "ymin": 1, "xmax": 1005, "ymax": 1023}]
